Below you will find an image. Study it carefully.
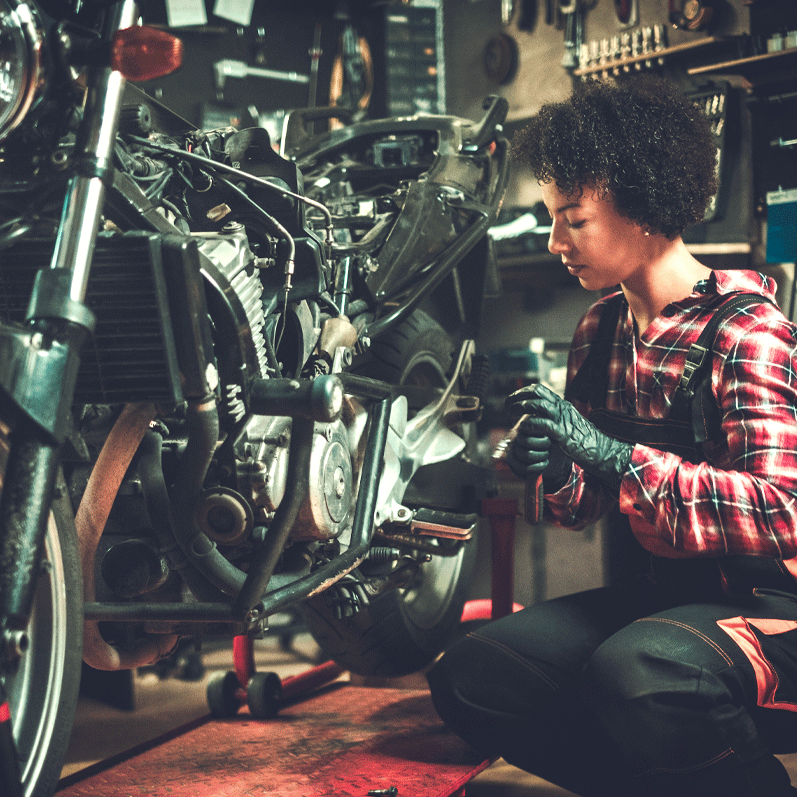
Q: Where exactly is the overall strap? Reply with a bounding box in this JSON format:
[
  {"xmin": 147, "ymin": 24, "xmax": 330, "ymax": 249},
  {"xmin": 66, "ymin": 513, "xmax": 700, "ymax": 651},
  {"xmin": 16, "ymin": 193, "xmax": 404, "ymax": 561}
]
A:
[
  {"xmin": 669, "ymin": 292, "xmax": 774, "ymax": 441},
  {"xmin": 565, "ymin": 291, "xmax": 626, "ymax": 408},
  {"xmin": 566, "ymin": 290, "xmax": 774, "ymax": 444}
]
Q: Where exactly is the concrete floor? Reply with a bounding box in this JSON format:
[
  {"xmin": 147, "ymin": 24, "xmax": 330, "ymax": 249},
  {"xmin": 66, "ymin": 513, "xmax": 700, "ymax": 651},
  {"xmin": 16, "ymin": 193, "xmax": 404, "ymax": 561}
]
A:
[{"xmin": 59, "ymin": 628, "xmax": 797, "ymax": 796}]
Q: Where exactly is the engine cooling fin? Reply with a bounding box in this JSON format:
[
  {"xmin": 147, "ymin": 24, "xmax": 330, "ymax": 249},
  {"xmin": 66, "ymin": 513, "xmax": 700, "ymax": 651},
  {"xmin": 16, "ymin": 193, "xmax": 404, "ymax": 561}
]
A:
[{"xmin": 194, "ymin": 232, "xmax": 269, "ymax": 379}]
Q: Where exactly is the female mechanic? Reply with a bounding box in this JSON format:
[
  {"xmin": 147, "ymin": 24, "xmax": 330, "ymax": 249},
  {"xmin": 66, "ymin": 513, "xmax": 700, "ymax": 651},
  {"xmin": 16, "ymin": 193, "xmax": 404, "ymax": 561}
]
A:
[{"xmin": 427, "ymin": 76, "xmax": 797, "ymax": 797}]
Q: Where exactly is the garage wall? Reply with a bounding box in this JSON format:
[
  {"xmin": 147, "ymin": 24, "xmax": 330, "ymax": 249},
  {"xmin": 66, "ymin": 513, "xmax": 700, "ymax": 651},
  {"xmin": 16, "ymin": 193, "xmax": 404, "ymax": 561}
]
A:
[
  {"xmin": 444, "ymin": 0, "xmax": 756, "ymax": 214},
  {"xmin": 443, "ymin": 0, "xmax": 750, "ymax": 122}
]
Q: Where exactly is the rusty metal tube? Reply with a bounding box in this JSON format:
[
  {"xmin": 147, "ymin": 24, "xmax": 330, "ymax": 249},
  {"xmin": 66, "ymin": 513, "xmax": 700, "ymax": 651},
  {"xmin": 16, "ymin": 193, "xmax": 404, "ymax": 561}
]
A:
[{"xmin": 76, "ymin": 402, "xmax": 179, "ymax": 671}]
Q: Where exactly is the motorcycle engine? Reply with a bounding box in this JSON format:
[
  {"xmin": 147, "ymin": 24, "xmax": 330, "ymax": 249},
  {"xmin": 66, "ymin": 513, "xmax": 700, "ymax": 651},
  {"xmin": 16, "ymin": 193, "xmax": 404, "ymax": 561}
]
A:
[
  {"xmin": 196, "ymin": 226, "xmax": 359, "ymax": 544},
  {"xmin": 232, "ymin": 414, "xmax": 356, "ymax": 541}
]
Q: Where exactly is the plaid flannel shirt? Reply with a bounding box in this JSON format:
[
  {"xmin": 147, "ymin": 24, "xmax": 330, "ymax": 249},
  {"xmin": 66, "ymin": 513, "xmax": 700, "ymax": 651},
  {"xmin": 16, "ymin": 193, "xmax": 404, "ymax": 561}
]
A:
[{"xmin": 546, "ymin": 269, "xmax": 797, "ymax": 559}]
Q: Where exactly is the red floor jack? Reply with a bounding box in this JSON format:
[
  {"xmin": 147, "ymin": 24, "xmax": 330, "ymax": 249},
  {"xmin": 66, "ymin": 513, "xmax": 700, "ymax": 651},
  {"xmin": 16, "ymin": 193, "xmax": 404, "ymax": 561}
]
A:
[{"xmin": 57, "ymin": 498, "xmax": 522, "ymax": 797}]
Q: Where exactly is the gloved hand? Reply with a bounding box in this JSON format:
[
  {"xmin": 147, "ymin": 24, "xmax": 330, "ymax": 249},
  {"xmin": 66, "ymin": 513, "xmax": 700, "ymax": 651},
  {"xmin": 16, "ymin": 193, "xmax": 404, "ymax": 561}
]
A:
[
  {"xmin": 506, "ymin": 418, "xmax": 573, "ymax": 493},
  {"xmin": 505, "ymin": 383, "xmax": 633, "ymax": 493}
]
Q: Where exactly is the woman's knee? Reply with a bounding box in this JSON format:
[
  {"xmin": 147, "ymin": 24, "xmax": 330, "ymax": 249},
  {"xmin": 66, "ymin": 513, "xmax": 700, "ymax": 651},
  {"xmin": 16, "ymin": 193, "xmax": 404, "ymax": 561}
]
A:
[
  {"xmin": 425, "ymin": 634, "xmax": 471, "ymax": 711},
  {"xmin": 426, "ymin": 633, "xmax": 503, "ymax": 751},
  {"xmin": 427, "ymin": 629, "xmax": 563, "ymax": 753},
  {"xmin": 580, "ymin": 617, "xmax": 753, "ymax": 777}
]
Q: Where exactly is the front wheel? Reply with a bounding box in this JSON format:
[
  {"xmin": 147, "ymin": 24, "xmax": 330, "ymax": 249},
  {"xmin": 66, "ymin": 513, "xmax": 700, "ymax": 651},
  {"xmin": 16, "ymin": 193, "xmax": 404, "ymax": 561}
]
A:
[
  {"xmin": 300, "ymin": 310, "xmax": 481, "ymax": 677},
  {"xmin": 2, "ymin": 452, "xmax": 82, "ymax": 797}
]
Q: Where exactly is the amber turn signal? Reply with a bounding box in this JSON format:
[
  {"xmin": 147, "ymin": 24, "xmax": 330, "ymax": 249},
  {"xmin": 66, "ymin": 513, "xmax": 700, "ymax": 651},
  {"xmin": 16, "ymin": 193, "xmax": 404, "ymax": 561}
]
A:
[{"xmin": 111, "ymin": 26, "xmax": 183, "ymax": 82}]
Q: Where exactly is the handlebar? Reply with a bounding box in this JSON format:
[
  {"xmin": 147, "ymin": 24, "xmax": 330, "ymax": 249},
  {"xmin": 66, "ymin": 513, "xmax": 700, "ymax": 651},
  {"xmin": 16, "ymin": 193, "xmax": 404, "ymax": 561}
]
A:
[{"xmin": 462, "ymin": 95, "xmax": 509, "ymax": 152}]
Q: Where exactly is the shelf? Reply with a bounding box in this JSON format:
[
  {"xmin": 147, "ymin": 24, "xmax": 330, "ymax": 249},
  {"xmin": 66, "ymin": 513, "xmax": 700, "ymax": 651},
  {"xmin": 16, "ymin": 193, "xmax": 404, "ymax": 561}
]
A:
[
  {"xmin": 497, "ymin": 254, "xmax": 575, "ymax": 288},
  {"xmin": 688, "ymin": 47, "xmax": 797, "ymax": 86},
  {"xmin": 496, "ymin": 244, "xmax": 753, "ymax": 287},
  {"xmin": 498, "ymin": 243, "xmax": 750, "ymax": 266},
  {"xmin": 497, "ymin": 253, "xmax": 558, "ymax": 268},
  {"xmin": 573, "ymin": 36, "xmax": 726, "ymax": 77}
]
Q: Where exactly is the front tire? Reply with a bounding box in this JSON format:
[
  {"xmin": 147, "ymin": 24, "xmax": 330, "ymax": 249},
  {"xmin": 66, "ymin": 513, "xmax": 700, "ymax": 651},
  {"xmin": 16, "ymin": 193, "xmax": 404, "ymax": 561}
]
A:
[
  {"xmin": 2, "ymin": 459, "xmax": 82, "ymax": 797},
  {"xmin": 300, "ymin": 310, "xmax": 480, "ymax": 677}
]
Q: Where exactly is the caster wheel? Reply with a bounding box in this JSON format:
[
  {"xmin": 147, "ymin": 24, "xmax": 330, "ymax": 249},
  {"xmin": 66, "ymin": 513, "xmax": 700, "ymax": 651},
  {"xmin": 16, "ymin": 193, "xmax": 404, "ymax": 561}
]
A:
[
  {"xmin": 247, "ymin": 671, "xmax": 283, "ymax": 719},
  {"xmin": 182, "ymin": 652, "xmax": 206, "ymax": 682},
  {"xmin": 207, "ymin": 671, "xmax": 242, "ymax": 718}
]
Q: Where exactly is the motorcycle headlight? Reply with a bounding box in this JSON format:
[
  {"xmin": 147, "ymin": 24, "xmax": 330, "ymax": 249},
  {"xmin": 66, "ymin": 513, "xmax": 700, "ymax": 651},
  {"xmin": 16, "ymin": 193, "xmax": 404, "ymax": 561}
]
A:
[{"xmin": 0, "ymin": 1, "xmax": 44, "ymax": 141}]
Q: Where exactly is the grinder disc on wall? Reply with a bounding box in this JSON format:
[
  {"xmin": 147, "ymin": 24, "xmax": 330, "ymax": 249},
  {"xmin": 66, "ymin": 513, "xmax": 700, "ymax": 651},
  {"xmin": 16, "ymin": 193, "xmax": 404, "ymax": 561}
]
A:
[
  {"xmin": 484, "ymin": 32, "xmax": 519, "ymax": 84},
  {"xmin": 669, "ymin": 0, "xmax": 714, "ymax": 30}
]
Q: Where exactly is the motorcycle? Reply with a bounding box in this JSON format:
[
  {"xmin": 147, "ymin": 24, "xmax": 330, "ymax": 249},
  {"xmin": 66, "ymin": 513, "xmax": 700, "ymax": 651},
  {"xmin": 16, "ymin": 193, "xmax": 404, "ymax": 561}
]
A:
[{"xmin": 0, "ymin": 2, "xmax": 509, "ymax": 796}]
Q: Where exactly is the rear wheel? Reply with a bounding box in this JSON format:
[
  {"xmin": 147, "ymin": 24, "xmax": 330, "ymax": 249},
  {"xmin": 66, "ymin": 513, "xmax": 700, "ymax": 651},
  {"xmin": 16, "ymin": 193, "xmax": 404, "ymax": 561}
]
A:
[
  {"xmin": 1, "ymin": 431, "xmax": 82, "ymax": 797},
  {"xmin": 300, "ymin": 310, "xmax": 480, "ymax": 677}
]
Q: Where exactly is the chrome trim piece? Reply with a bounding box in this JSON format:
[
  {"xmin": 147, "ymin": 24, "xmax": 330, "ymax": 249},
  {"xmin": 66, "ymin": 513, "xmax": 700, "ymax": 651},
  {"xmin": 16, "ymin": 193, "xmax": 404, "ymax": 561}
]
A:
[{"xmin": 0, "ymin": 1, "xmax": 45, "ymax": 140}]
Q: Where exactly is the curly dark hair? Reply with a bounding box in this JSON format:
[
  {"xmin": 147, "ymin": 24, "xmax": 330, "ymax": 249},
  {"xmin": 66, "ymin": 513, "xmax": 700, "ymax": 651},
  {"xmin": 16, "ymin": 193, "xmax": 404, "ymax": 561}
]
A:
[{"xmin": 513, "ymin": 76, "xmax": 718, "ymax": 238}]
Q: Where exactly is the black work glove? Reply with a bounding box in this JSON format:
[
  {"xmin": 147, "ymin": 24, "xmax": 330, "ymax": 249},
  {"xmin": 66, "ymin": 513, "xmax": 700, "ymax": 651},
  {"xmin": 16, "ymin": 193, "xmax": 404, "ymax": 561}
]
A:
[
  {"xmin": 506, "ymin": 418, "xmax": 573, "ymax": 493},
  {"xmin": 505, "ymin": 383, "xmax": 633, "ymax": 494}
]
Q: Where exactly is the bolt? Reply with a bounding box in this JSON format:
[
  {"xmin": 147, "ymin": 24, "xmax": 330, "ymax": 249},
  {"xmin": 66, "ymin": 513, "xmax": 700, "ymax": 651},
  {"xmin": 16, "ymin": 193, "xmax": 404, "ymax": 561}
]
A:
[
  {"xmin": 4, "ymin": 629, "xmax": 29, "ymax": 660},
  {"xmin": 51, "ymin": 150, "xmax": 69, "ymax": 170},
  {"xmin": 334, "ymin": 466, "xmax": 346, "ymax": 498}
]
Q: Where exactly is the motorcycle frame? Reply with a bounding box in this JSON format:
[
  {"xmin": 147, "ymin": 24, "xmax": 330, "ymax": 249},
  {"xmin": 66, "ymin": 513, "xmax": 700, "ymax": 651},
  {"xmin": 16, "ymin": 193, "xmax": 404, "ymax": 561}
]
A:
[{"xmin": 85, "ymin": 375, "xmax": 392, "ymax": 630}]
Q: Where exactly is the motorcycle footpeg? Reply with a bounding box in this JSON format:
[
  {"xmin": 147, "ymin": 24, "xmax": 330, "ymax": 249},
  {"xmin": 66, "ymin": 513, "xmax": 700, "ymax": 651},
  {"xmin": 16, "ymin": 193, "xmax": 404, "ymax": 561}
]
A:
[
  {"xmin": 410, "ymin": 508, "xmax": 478, "ymax": 540},
  {"xmin": 443, "ymin": 394, "xmax": 481, "ymax": 425}
]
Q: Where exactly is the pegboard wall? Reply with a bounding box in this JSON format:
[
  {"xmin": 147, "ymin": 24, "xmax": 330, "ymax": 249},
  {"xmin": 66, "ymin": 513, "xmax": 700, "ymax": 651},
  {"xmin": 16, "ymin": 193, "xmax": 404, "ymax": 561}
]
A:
[
  {"xmin": 443, "ymin": 0, "xmax": 797, "ymax": 260},
  {"xmin": 442, "ymin": 0, "xmax": 752, "ymax": 122}
]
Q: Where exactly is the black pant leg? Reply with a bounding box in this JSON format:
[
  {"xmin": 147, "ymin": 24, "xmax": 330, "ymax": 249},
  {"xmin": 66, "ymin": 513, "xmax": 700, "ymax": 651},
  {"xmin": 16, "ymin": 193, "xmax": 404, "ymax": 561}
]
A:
[
  {"xmin": 582, "ymin": 592, "xmax": 797, "ymax": 797},
  {"xmin": 428, "ymin": 584, "xmax": 797, "ymax": 796},
  {"xmin": 427, "ymin": 582, "xmax": 657, "ymax": 796}
]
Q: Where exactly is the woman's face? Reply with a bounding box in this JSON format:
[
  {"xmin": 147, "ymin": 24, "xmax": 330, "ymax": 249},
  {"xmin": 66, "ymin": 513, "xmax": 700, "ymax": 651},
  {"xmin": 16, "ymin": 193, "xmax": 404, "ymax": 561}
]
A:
[{"xmin": 541, "ymin": 181, "xmax": 649, "ymax": 292}]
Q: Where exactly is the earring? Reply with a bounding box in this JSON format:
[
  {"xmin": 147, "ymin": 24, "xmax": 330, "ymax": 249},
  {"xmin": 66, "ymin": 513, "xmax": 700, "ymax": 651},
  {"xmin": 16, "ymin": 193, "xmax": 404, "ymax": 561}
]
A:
[{"xmin": 643, "ymin": 230, "xmax": 650, "ymax": 236}]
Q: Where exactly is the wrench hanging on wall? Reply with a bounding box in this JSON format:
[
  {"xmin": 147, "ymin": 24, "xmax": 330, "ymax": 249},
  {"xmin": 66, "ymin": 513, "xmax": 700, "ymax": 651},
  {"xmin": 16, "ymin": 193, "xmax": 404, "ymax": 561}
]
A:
[{"xmin": 213, "ymin": 59, "xmax": 309, "ymax": 100}]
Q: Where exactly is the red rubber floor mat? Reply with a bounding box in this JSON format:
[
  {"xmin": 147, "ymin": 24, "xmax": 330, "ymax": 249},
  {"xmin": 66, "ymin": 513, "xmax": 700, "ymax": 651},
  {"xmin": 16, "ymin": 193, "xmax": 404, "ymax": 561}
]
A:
[{"xmin": 57, "ymin": 684, "xmax": 492, "ymax": 797}]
